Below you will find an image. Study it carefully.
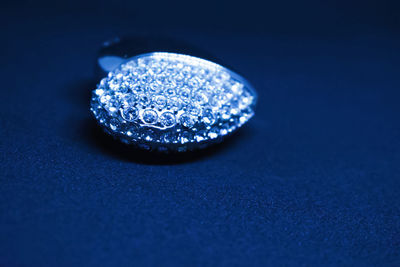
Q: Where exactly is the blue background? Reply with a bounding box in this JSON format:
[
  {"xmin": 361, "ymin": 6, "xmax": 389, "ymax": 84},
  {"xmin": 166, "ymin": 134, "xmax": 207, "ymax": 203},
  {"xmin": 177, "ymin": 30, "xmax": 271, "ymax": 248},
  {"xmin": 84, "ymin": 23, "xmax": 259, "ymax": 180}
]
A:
[{"xmin": 1, "ymin": 0, "xmax": 400, "ymax": 266}]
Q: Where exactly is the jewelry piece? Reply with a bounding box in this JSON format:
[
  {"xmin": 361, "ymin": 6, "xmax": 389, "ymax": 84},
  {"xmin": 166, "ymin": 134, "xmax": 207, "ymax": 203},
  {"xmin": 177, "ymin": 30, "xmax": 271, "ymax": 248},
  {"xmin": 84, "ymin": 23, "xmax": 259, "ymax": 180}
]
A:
[{"xmin": 90, "ymin": 52, "xmax": 257, "ymax": 152}]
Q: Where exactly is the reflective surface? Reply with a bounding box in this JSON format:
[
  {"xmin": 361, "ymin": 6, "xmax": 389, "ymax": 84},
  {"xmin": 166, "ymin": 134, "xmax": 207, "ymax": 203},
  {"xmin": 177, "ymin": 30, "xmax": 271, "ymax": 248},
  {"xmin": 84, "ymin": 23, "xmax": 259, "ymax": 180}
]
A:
[{"xmin": 91, "ymin": 52, "xmax": 257, "ymax": 152}]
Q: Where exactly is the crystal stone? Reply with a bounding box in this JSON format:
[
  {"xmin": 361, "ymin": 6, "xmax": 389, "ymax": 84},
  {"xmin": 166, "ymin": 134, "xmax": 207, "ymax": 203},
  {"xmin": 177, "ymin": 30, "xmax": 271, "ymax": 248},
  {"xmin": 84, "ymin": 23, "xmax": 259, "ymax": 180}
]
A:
[{"xmin": 90, "ymin": 52, "xmax": 257, "ymax": 152}]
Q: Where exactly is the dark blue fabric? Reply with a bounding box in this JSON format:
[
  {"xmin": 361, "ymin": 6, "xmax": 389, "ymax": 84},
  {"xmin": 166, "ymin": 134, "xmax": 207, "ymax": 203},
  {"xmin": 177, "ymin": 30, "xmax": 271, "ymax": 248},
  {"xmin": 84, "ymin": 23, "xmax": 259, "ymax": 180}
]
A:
[{"xmin": 1, "ymin": 1, "xmax": 399, "ymax": 266}]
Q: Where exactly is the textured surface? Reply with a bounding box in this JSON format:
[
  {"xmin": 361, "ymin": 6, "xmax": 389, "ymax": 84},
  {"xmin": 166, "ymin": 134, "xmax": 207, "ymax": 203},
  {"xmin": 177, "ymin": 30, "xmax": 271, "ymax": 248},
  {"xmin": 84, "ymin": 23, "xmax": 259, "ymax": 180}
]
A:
[
  {"xmin": 91, "ymin": 53, "xmax": 256, "ymax": 152},
  {"xmin": 1, "ymin": 1, "xmax": 400, "ymax": 266}
]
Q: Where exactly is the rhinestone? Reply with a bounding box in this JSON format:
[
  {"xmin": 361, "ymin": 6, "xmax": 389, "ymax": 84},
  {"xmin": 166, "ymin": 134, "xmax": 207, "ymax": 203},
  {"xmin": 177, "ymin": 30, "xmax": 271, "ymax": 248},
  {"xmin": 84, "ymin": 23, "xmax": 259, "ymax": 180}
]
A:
[
  {"xmin": 186, "ymin": 103, "xmax": 201, "ymax": 116},
  {"xmin": 194, "ymin": 130, "xmax": 206, "ymax": 142},
  {"xmin": 167, "ymin": 96, "xmax": 182, "ymax": 111},
  {"xmin": 138, "ymin": 94, "xmax": 151, "ymax": 107},
  {"xmin": 149, "ymin": 62, "xmax": 163, "ymax": 75},
  {"xmin": 142, "ymin": 129, "xmax": 156, "ymax": 141},
  {"xmin": 94, "ymin": 108, "xmax": 107, "ymax": 124},
  {"xmin": 208, "ymin": 127, "xmax": 219, "ymax": 139},
  {"xmin": 179, "ymin": 131, "xmax": 193, "ymax": 144},
  {"xmin": 159, "ymin": 112, "xmax": 176, "ymax": 127},
  {"xmin": 209, "ymin": 94, "xmax": 223, "ymax": 108},
  {"xmin": 175, "ymin": 73, "xmax": 185, "ymax": 82},
  {"xmin": 108, "ymin": 78, "xmax": 121, "ymax": 91},
  {"xmin": 100, "ymin": 94, "xmax": 110, "ymax": 104},
  {"xmin": 162, "ymin": 131, "xmax": 178, "ymax": 143},
  {"xmin": 142, "ymin": 109, "xmax": 158, "ymax": 124},
  {"xmin": 179, "ymin": 113, "xmax": 195, "ymax": 128},
  {"xmin": 152, "ymin": 95, "xmax": 167, "ymax": 109},
  {"xmin": 239, "ymin": 92, "xmax": 253, "ymax": 109},
  {"xmin": 231, "ymin": 82, "xmax": 244, "ymax": 95},
  {"xmin": 181, "ymin": 66, "xmax": 192, "ymax": 77},
  {"xmin": 204, "ymin": 83, "xmax": 215, "ymax": 93},
  {"xmin": 99, "ymin": 78, "xmax": 107, "ymax": 88},
  {"xmin": 214, "ymin": 71, "xmax": 230, "ymax": 83},
  {"xmin": 179, "ymin": 86, "xmax": 191, "ymax": 102},
  {"xmin": 121, "ymin": 107, "xmax": 138, "ymax": 122},
  {"xmin": 121, "ymin": 94, "xmax": 138, "ymax": 107},
  {"xmin": 148, "ymin": 80, "xmax": 161, "ymax": 93},
  {"xmin": 139, "ymin": 74, "xmax": 151, "ymax": 84},
  {"xmin": 221, "ymin": 106, "xmax": 231, "ymax": 120},
  {"xmin": 131, "ymin": 83, "xmax": 144, "ymax": 93},
  {"xmin": 164, "ymin": 87, "xmax": 176, "ymax": 96},
  {"xmin": 103, "ymin": 95, "xmax": 120, "ymax": 114},
  {"xmin": 201, "ymin": 108, "xmax": 216, "ymax": 125},
  {"xmin": 164, "ymin": 78, "xmax": 177, "ymax": 90},
  {"xmin": 109, "ymin": 118, "xmax": 120, "ymax": 131},
  {"xmin": 128, "ymin": 125, "xmax": 140, "ymax": 139},
  {"xmin": 239, "ymin": 116, "xmax": 247, "ymax": 124},
  {"xmin": 192, "ymin": 89, "xmax": 209, "ymax": 105},
  {"xmin": 118, "ymin": 82, "xmax": 130, "ymax": 93},
  {"xmin": 230, "ymin": 99, "xmax": 240, "ymax": 115},
  {"xmin": 188, "ymin": 77, "xmax": 201, "ymax": 89},
  {"xmin": 220, "ymin": 123, "xmax": 230, "ymax": 135},
  {"xmin": 95, "ymin": 89, "xmax": 105, "ymax": 96}
]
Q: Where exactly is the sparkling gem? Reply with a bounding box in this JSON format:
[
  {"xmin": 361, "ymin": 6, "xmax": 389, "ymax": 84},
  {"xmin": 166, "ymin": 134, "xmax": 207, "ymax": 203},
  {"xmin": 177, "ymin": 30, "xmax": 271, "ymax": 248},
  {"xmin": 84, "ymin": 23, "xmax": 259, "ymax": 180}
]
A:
[
  {"xmin": 175, "ymin": 73, "xmax": 185, "ymax": 82},
  {"xmin": 127, "ymin": 125, "xmax": 140, "ymax": 139},
  {"xmin": 109, "ymin": 118, "xmax": 120, "ymax": 131},
  {"xmin": 192, "ymin": 89, "xmax": 209, "ymax": 105},
  {"xmin": 138, "ymin": 94, "xmax": 151, "ymax": 107},
  {"xmin": 121, "ymin": 94, "xmax": 138, "ymax": 107},
  {"xmin": 131, "ymin": 83, "xmax": 144, "ymax": 93},
  {"xmin": 239, "ymin": 91, "xmax": 253, "ymax": 109},
  {"xmin": 162, "ymin": 131, "xmax": 178, "ymax": 143},
  {"xmin": 164, "ymin": 87, "xmax": 176, "ymax": 96},
  {"xmin": 209, "ymin": 94, "xmax": 223, "ymax": 108},
  {"xmin": 142, "ymin": 109, "xmax": 158, "ymax": 124},
  {"xmin": 179, "ymin": 86, "xmax": 191, "ymax": 102},
  {"xmin": 188, "ymin": 77, "xmax": 201, "ymax": 89},
  {"xmin": 181, "ymin": 66, "xmax": 192, "ymax": 77},
  {"xmin": 103, "ymin": 95, "xmax": 120, "ymax": 113},
  {"xmin": 179, "ymin": 131, "xmax": 193, "ymax": 144},
  {"xmin": 95, "ymin": 89, "xmax": 105, "ymax": 96},
  {"xmin": 148, "ymin": 80, "xmax": 161, "ymax": 93},
  {"xmin": 208, "ymin": 127, "xmax": 219, "ymax": 139},
  {"xmin": 231, "ymin": 82, "xmax": 243, "ymax": 95},
  {"xmin": 220, "ymin": 122, "xmax": 230, "ymax": 135},
  {"xmin": 152, "ymin": 95, "xmax": 167, "ymax": 109},
  {"xmin": 160, "ymin": 112, "xmax": 176, "ymax": 127},
  {"xmin": 142, "ymin": 129, "xmax": 156, "ymax": 141},
  {"xmin": 164, "ymin": 78, "xmax": 177, "ymax": 90},
  {"xmin": 179, "ymin": 113, "xmax": 195, "ymax": 128},
  {"xmin": 230, "ymin": 99, "xmax": 240, "ymax": 115},
  {"xmin": 167, "ymin": 96, "xmax": 182, "ymax": 111},
  {"xmin": 201, "ymin": 108, "xmax": 216, "ymax": 125},
  {"xmin": 108, "ymin": 78, "xmax": 121, "ymax": 91},
  {"xmin": 194, "ymin": 130, "xmax": 206, "ymax": 142},
  {"xmin": 221, "ymin": 105, "xmax": 231, "ymax": 120},
  {"xmin": 121, "ymin": 107, "xmax": 138, "ymax": 122},
  {"xmin": 100, "ymin": 94, "xmax": 110, "ymax": 104},
  {"xmin": 186, "ymin": 103, "xmax": 201, "ymax": 116},
  {"xmin": 139, "ymin": 74, "xmax": 151, "ymax": 84}
]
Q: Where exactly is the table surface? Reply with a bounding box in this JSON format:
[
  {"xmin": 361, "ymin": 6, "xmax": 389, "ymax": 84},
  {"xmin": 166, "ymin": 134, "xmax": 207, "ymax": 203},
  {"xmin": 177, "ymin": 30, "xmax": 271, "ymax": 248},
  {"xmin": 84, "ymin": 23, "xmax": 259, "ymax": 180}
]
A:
[{"xmin": 1, "ymin": 1, "xmax": 400, "ymax": 266}]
